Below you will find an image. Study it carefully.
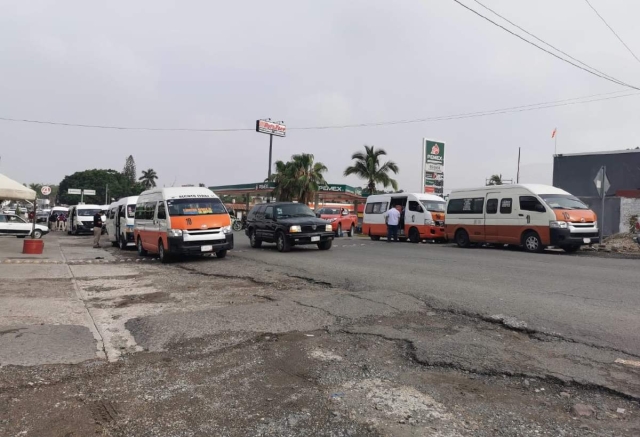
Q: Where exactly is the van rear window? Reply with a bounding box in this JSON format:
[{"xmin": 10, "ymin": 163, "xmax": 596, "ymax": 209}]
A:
[
  {"xmin": 447, "ymin": 198, "xmax": 484, "ymax": 214},
  {"xmin": 365, "ymin": 202, "xmax": 388, "ymax": 214}
]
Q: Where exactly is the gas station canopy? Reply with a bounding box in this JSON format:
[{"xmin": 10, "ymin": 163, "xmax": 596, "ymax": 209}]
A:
[{"xmin": 209, "ymin": 182, "xmax": 365, "ymax": 202}]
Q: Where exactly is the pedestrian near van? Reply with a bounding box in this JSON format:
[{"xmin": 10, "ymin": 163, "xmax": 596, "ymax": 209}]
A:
[
  {"xmin": 57, "ymin": 214, "xmax": 65, "ymax": 231},
  {"xmin": 49, "ymin": 212, "xmax": 58, "ymax": 231},
  {"xmin": 384, "ymin": 204, "xmax": 402, "ymax": 242},
  {"xmin": 93, "ymin": 211, "xmax": 103, "ymax": 248}
]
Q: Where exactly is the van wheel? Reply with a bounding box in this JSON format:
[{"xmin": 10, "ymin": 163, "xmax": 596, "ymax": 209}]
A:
[
  {"xmin": 455, "ymin": 229, "xmax": 470, "ymax": 248},
  {"xmin": 119, "ymin": 235, "xmax": 127, "ymax": 250},
  {"xmin": 369, "ymin": 231, "xmax": 380, "ymax": 241},
  {"xmin": 216, "ymin": 249, "xmax": 228, "ymax": 259},
  {"xmin": 137, "ymin": 237, "xmax": 147, "ymax": 256},
  {"xmin": 158, "ymin": 239, "xmax": 170, "ymax": 263},
  {"xmin": 522, "ymin": 231, "xmax": 544, "ymax": 253},
  {"xmin": 409, "ymin": 227, "xmax": 420, "ymax": 243},
  {"xmin": 276, "ymin": 232, "xmax": 291, "ymax": 252},
  {"xmin": 347, "ymin": 225, "xmax": 355, "ymax": 237},
  {"xmin": 249, "ymin": 229, "xmax": 262, "ymax": 248}
]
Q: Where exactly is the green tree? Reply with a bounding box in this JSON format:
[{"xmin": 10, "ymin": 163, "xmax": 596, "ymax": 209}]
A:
[
  {"xmin": 58, "ymin": 169, "xmax": 144, "ymax": 205},
  {"xmin": 269, "ymin": 154, "xmax": 328, "ymax": 203},
  {"xmin": 28, "ymin": 183, "xmax": 43, "ymax": 193},
  {"xmin": 122, "ymin": 155, "xmax": 137, "ymax": 186},
  {"xmin": 344, "ymin": 145, "xmax": 399, "ymax": 194},
  {"xmin": 488, "ymin": 174, "xmax": 503, "ymax": 186},
  {"xmin": 139, "ymin": 169, "xmax": 158, "ymax": 189}
]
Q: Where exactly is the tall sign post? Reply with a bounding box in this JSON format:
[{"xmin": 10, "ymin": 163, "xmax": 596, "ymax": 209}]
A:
[
  {"xmin": 594, "ymin": 166, "xmax": 610, "ymax": 242},
  {"xmin": 256, "ymin": 119, "xmax": 286, "ymax": 181},
  {"xmin": 422, "ymin": 139, "xmax": 446, "ymax": 196},
  {"xmin": 68, "ymin": 188, "xmax": 96, "ymax": 204}
]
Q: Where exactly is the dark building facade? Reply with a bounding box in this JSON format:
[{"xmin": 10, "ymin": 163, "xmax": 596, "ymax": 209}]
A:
[
  {"xmin": 553, "ymin": 149, "xmax": 640, "ymax": 236},
  {"xmin": 553, "ymin": 149, "xmax": 640, "ymax": 198}
]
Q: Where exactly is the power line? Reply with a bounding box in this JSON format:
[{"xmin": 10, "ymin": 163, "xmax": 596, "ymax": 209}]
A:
[
  {"xmin": 583, "ymin": 0, "xmax": 640, "ymax": 65},
  {"xmin": 1, "ymin": 91, "xmax": 637, "ymax": 132},
  {"xmin": 452, "ymin": 0, "xmax": 640, "ymax": 91},
  {"xmin": 470, "ymin": 0, "xmax": 627, "ymax": 85}
]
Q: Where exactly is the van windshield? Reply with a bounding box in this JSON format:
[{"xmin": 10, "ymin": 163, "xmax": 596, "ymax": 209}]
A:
[
  {"xmin": 78, "ymin": 209, "xmax": 101, "ymax": 217},
  {"xmin": 539, "ymin": 194, "xmax": 588, "ymax": 210},
  {"xmin": 167, "ymin": 198, "xmax": 226, "ymax": 216},
  {"xmin": 420, "ymin": 201, "xmax": 446, "ymax": 212}
]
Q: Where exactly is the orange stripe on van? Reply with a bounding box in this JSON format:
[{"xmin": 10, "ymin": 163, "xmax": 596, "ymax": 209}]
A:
[{"xmin": 169, "ymin": 214, "xmax": 231, "ymax": 230}]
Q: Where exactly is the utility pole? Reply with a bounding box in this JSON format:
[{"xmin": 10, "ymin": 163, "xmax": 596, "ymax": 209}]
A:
[
  {"xmin": 105, "ymin": 184, "xmax": 109, "ymax": 205},
  {"xmin": 600, "ymin": 165, "xmax": 606, "ymax": 243},
  {"xmin": 517, "ymin": 147, "xmax": 521, "ymax": 183}
]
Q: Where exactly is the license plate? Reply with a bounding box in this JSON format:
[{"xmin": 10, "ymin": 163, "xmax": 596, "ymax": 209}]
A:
[
  {"xmin": 201, "ymin": 245, "xmax": 213, "ymax": 252},
  {"xmin": 583, "ymin": 238, "xmax": 591, "ymax": 244},
  {"xmin": 311, "ymin": 236, "xmax": 320, "ymax": 242}
]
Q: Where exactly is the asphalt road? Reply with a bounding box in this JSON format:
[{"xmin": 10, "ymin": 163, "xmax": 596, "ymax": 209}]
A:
[{"xmin": 232, "ymin": 235, "xmax": 640, "ymax": 356}]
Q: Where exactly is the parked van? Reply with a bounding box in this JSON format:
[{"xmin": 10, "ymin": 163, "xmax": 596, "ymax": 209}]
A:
[
  {"xmin": 362, "ymin": 193, "xmax": 446, "ymax": 243},
  {"xmin": 445, "ymin": 184, "xmax": 599, "ymax": 253},
  {"xmin": 134, "ymin": 187, "xmax": 233, "ymax": 262},
  {"xmin": 67, "ymin": 204, "xmax": 102, "ymax": 235},
  {"xmin": 105, "ymin": 196, "xmax": 138, "ymax": 250}
]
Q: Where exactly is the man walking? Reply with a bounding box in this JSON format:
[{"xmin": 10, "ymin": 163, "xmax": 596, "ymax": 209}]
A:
[
  {"xmin": 384, "ymin": 204, "xmax": 402, "ymax": 242},
  {"xmin": 93, "ymin": 210, "xmax": 103, "ymax": 248}
]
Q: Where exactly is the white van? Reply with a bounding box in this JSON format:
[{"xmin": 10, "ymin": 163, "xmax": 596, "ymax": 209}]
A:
[
  {"xmin": 67, "ymin": 204, "xmax": 102, "ymax": 235},
  {"xmin": 105, "ymin": 196, "xmax": 138, "ymax": 250},
  {"xmin": 362, "ymin": 193, "xmax": 446, "ymax": 243},
  {"xmin": 445, "ymin": 184, "xmax": 599, "ymax": 253},
  {"xmin": 134, "ymin": 187, "xmax": 233, "ymax": 263}
]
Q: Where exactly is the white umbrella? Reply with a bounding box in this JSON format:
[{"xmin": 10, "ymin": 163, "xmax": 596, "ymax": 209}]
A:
[{"xmin": 0, "ymin": 173, "xmax": 36, "ymax": 201}]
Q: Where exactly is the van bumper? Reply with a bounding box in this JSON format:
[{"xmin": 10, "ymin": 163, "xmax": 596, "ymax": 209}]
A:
[
  {"xmin": 168, "ymin": 234, "xmax": 234, "ymax": 254},
  {"xmin": 550, "ymin": 228, "xmax": 599, "ymax": 246},
  {"xmin": 421, "ymin": 226, "xmax": 446, "ymax": 239}
]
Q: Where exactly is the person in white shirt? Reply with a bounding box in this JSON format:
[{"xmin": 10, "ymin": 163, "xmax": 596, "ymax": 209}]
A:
[{"xmin": 383, "ymin": 204, "xmax": 402, "ymax": 242}]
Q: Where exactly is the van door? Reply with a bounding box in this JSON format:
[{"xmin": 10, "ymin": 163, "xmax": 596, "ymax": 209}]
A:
[
  {"xmin": 484, "ymin": 193, "xmax": 500, "ymax": 243},
  {"xmin": 516, "ymin": 195, "xmax": 550, "ymax": 245},
  {"xmin": 156, "ymin": 201, "xmax": 168, "ymax": 250},
  {"xmin": 407, "ymin": 200, "xmax": 425, "ymax": 231},
  {"xmin": 497, "ymin": 197, "xmax": 518, "ymax": 243}
]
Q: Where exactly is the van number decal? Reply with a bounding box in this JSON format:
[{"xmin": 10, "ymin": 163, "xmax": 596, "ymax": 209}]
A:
[
  {"xmin": 526, "ymin": 215, "xmax": 531, "ymax": 224},
  {"xmin": 186, "ymin": 218, "xmax": 192, "ymax": 226}
]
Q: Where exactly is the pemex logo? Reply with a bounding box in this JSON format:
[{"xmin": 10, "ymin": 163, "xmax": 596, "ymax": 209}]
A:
[{"xmin": 431, "ymin": 144, "xmax": 440, "ymax": 156}]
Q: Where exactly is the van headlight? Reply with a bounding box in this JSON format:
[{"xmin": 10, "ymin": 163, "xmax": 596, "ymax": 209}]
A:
[
  {"xmin": 424, "ymin": 219, "xmax": 435, "ymax": 226},
  {"xmin": 325, "ymin": 224, "xmax": 333, "ymax": 232},
  {"xmin": 290, "ymin": 225, "xmax": 302, "ymax": 233},
  {"xmin": 221, "ymin": 225, "xmax": 232, "ymax": 234},
  {"xmin": 549, "ymin": 221, "xmax": 568, "ymax": 229},
  {"xmin": 167, "ymin": 229, "xmax": 183, "ymax": 237}
]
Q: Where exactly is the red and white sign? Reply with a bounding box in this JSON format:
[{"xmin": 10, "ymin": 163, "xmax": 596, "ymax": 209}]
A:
[
  {"xmin": 40, "ymin": 186, "xmax": 51, "ymax": 196},
  {"xmin": 256, "ymin": 120, "xmax": 286, "ymax": 137},
  {"xmin": 431, "ymin": 144, "xmax": 440, "ymax": 156},
  {"xmin": 424, "ymin": 186, "xmax": 435, "ymax": 194}
]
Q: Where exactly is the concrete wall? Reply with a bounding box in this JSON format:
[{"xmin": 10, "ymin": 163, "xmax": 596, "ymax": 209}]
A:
[
  {"xmin": 619, "ymin": 198, "xmax": 640, "ymax": 234},
  {"xmin": 553, "ymin": 150, "xmax": 640, "ymax": 198}
]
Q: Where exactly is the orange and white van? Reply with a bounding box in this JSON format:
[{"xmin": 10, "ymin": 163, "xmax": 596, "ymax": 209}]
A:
[
  {"xmin": 134, "ymin": 187, "xmax": 232, "ymax": 262},
  {"xmin": 445, "ymin": 184, "xmax": 599, "ymax": 253},
  {"xmin": 362, "ymin": 193, "xmax": 446, "ymax": 243}
]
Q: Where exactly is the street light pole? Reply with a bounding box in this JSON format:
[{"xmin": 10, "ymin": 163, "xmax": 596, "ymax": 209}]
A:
[{"xmin": 268, "ymin": 134, "xmax": 273, "ymax": 181}]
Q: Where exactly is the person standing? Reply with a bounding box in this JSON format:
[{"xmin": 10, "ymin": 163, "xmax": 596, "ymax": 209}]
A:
[
  {"xmin": 93, "ymin": 210, "xmax": 103, "ymax": 248},
  {"xmin": 57, "ymin": 213, "xmax": 65, "ymax": 231},
  {"xmin": 49, "ymin": 212, "xmax": 58, "ymax": 231},
  {"xmin": 384, "ymin": 204, "xmax": 402, "ymax": 242}
]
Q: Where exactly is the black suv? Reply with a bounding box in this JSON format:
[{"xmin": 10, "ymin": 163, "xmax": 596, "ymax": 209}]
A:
[{"xmin": 245, "ymin": 202, "xmax": 334, "ymax": 252}]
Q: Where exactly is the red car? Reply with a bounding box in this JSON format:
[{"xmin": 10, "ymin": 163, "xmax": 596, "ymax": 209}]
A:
[{"xmin": 316, "ymin": 207, "xmax": 357, "ymax": 237}]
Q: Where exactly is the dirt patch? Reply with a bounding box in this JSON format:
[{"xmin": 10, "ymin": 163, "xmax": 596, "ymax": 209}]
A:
[{"xmin": 113, "ymin": 291, "xmax": 175, "ymax": 308}]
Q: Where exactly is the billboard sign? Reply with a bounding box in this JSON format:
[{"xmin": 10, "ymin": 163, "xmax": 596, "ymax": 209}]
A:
[
  {"xmin": 256, "ymin": 119, "xmax": 286, "ymax": 137},
  {"xmin": 83, "ymin": 189, "xmax": 96, "ymax": 195},
  {"xmin": 422, "ymin": 139, "xmax": 445, "ymax": 196},
  {"xmin": 68, "ymin": 188, "xmax": 82, "ymax": 195}
]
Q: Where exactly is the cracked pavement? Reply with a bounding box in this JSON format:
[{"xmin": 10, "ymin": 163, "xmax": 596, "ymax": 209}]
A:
[{"xmin": 0, "ymin": 233, "xmax": 639, "ymax": 436}]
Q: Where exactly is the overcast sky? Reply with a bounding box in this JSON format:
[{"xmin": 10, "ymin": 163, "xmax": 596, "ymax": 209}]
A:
[{"xmin": 1, "ymin": 0, "xmax": 639, "ymax": 193}]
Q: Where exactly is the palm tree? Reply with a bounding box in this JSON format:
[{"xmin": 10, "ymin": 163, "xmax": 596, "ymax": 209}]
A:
[
  {"xmin": 344, "ymin": 145, "xmax": 399, "ymax": 194},
  {"xmin": 269, "ymin": 154, "xmax": 328, "ymax": 203},
  {"xmin": 139, "ymin": 169, "xmax": 158, "ymax": 189},
  {"xmin": 488, "ymin": 174, "xmax": 503, "ymax": 186},
  {"xmin": 290, "ymin": 153, "xmax": 328, "ymax": 205}
]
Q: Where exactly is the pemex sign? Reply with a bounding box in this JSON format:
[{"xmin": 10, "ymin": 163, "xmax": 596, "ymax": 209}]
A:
[{"xmin": 422, "ymin": 139, "xmax": 445, "ymax": 196}]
